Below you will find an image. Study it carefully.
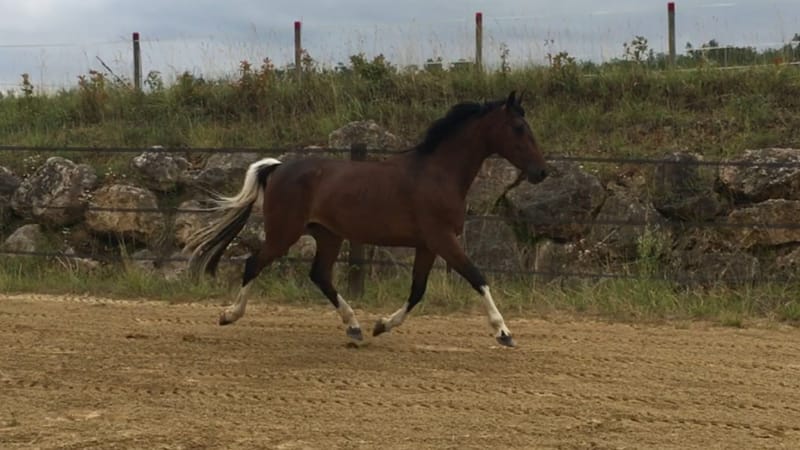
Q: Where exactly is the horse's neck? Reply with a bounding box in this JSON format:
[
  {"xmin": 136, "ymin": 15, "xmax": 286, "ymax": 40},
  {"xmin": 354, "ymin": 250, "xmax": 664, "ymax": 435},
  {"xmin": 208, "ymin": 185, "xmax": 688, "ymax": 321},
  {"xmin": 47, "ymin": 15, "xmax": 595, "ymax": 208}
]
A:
[{"xmin": 429, "ymin": 133, "xmax": 490, "ymax": 197}]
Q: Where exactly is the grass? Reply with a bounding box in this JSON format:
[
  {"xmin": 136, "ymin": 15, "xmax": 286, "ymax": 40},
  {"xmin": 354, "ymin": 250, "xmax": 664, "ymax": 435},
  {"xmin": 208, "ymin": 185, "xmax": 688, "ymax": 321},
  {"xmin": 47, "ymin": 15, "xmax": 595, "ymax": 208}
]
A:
[
  {"xmin": 2, "ymin": 255, "xmax": 799, "ymax": 328},
  {"xmin": 1, "ymin": 61, "xmax": 799, "ymax": 176}
]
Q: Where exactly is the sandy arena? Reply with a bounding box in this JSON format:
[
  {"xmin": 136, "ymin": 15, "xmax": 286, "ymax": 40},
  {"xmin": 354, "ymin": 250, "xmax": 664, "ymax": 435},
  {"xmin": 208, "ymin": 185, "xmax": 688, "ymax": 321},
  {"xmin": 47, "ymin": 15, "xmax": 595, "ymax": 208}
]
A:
[{"xmin": 1, "ymin": 293, "xmax": 800, "ymax": 449}]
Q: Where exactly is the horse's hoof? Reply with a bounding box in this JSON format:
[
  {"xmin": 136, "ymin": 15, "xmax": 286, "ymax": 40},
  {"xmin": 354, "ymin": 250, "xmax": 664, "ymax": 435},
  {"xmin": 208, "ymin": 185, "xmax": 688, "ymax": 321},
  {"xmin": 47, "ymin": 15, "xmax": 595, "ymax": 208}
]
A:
[
  {"xmin": 219, "ymin": 313, "xmax": 233, "ymax": 326},
  {"xmin": 347, "ymin": 326, "xmax": 364, "ymax": 341},
  {"xmin": 373, "ymin": 320, "xmax": 388, "ymax": 337},
  {"xmin": 496, "ymin": 333, "xmax": 516, "ymax": 348}
]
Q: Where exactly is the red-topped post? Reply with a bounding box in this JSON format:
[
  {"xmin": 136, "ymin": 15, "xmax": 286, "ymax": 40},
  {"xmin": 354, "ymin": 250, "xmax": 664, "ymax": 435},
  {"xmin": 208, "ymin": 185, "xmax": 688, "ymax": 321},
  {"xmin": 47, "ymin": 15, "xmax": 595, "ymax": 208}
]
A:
[
  {"xmin": 294, "ymin": 21, "xmax": 302, "ymax": 82},
  {"xmin": 475, "ymin": 12, "xmax": 483, "ymax": 71},
  {"xmin": 132, "ymin": 32, "xmax": 142, "ymax": 91},
  {"xmin": 668, "ymin": 2, "xmax": 676, "ymax": 66}
]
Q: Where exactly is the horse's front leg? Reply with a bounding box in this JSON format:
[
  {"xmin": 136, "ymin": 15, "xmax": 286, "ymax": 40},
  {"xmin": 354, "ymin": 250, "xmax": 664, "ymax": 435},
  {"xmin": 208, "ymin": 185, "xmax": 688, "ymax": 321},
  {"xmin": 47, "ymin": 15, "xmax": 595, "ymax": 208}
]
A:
[{"xmin": 426, "ymin": 233, "xmax": 515, "ymax": 347}]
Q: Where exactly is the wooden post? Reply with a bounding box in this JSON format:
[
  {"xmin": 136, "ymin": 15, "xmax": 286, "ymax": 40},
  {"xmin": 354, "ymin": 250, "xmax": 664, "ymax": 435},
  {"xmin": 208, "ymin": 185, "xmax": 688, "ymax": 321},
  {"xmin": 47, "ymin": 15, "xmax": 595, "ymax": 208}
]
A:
[
  {"xmin": 294, "ymin": 21, "xmax": 302, "ymax": 82},
  {"xmin": 475, "ymin": 12, "xmax": 483, "ymax": 72},
  {"xmin": 132, "ymin": 32, "xmax": 142, "ymax": 91},
  {"xmin": 667, "ymin": 2, "xmax": 676, "ymax": 66},
  {"xmin": 347, "ymin": 143, "xmax": 367, "ymax": 297}
]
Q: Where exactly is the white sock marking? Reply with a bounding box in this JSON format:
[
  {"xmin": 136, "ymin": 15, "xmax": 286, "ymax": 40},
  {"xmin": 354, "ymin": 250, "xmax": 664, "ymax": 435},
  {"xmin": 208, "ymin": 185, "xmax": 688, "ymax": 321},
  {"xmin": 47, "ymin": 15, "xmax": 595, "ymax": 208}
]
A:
[
  {"xmin": 336, "ymin": 294, "xmax": 360, "ymax": 330},
  {"xmin": 377, "ymin": 303, "xmax": 409, "ymax": 333},
  {"xmin": 480, "ymin": 285, "xmax": 511, "ymax": 337},
  {"xmin": 222, "ymin": 283, "xmax": 251, "ymax": 323}
]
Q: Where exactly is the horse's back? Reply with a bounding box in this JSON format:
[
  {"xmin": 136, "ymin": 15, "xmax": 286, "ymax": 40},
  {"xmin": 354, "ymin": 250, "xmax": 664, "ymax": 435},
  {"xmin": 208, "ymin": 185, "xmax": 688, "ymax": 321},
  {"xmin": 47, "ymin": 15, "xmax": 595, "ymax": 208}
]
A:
[{"xmin": 265, "ymin": 155, "xmax": 426, "ymax": 246}]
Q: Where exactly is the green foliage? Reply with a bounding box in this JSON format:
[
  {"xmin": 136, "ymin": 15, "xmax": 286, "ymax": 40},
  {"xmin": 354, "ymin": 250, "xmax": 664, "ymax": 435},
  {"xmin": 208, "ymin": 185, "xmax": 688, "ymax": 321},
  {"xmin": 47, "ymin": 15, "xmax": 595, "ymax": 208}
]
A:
[
  {"xmin": 20, "ymin": 73, "xmax": 34, "ymax": 98},
  {"xmin": 623, "ymin": 36, "xmax": 651, "ymax": 64},
  {"xmin": 544, "ymin": 51, "xmax": 580, "ymax": 96},
  {"xmin": 635, "ymin": 227, "xmax": 669, "ymax": 277},
  {"xmin": 2, "ymin": 255, "xmax": 800, "ymax": 325},
  {"xmin": 76, "ymin": 70, "xmax": 111, "ymax": 123},
  {"xmin": 349, "ymin": 53, "xmax": 395, "ymax": 82},
  {"xmin": 0, "ymin": 49, "xmax": 799, "ymax": 173},
  {"xmin": 499, "ymin": 43, "xmax": 511, "ymax": 75}
]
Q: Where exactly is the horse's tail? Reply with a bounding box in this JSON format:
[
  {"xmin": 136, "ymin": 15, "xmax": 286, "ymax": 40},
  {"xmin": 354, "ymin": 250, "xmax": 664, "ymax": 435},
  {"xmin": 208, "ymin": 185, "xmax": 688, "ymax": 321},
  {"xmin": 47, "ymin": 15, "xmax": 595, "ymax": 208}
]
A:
[{"xmin": 184, "ymin": 157, "xmax": 282, "ymax": 278}]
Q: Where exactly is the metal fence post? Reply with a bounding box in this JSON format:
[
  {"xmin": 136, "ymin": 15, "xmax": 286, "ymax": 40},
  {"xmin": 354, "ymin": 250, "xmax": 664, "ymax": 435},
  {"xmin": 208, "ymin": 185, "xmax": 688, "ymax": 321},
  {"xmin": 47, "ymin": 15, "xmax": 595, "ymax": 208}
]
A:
[
  {"xmin": 347, "ymin": 143, "xmax": 367, "ymax": 297},
  {"xmin": 132, "ymin": 32, "xmax": 142, "ymax": 91}
]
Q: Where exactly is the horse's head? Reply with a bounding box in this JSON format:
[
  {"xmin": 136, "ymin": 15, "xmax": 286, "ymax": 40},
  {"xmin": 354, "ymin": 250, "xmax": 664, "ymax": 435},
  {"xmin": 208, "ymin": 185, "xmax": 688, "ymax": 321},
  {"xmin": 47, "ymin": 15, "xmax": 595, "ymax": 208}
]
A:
[{"xmin": 487, "ymin": 90, "xmax": 548, "ymax": 184}]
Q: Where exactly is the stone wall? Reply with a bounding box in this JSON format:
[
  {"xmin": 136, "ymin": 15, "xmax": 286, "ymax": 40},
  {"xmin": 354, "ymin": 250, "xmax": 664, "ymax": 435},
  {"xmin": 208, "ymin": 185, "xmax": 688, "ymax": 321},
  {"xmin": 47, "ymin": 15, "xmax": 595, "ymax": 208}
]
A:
[{"xmin": 2, "ymin": 123, "xmax": 799, "ymax": 285}]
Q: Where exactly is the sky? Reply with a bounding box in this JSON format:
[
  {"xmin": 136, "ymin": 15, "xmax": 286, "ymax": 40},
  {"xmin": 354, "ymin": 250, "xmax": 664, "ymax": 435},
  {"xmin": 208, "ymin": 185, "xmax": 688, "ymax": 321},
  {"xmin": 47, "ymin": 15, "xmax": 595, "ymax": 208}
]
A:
[{"xmin": 0, "ymin": 0, "xmax": 798, "ymax": 91}]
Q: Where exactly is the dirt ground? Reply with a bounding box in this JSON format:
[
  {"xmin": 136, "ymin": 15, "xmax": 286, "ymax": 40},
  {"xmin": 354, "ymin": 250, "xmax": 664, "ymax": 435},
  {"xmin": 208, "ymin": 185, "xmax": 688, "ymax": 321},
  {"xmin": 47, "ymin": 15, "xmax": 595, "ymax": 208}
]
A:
[{"xmin": 1, "ymin": 293, "xmax": 800, "ymax": 449}]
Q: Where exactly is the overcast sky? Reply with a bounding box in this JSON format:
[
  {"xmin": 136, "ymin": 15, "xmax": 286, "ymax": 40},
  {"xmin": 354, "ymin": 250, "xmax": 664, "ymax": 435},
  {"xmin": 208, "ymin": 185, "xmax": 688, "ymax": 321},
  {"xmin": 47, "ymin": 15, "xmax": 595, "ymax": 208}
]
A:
[{"xmin": 1, "ymin": 0, "xmax": 798, "ymax": 91}]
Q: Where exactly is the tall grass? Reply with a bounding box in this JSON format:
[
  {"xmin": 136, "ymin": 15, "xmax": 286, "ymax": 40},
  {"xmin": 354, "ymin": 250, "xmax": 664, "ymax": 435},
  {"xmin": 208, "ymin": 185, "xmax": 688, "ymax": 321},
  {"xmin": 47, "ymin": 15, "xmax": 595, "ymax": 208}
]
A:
[
  {"xmin": 1, "ymin": 59, "xmax": 799, "ymax": 174},
  {"xmin": 2, "ymin": 256, "xmax": 799, "ymax": 326}
]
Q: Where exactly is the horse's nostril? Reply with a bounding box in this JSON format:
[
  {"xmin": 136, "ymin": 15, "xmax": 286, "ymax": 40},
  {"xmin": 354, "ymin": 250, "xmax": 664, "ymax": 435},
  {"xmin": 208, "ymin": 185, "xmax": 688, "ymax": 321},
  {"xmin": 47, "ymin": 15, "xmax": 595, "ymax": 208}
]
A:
[{"xmin": 539, "ymin": 169, "xmax": 548, "ymax": 179}]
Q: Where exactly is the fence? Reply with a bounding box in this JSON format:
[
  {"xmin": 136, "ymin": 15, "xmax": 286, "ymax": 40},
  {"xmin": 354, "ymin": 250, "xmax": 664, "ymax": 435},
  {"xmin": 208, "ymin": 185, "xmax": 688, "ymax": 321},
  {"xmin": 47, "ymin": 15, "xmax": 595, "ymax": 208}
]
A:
[
  {"xmin": 2, "ymin": 3, "xmax": 799, "ymax": 93},
  {"xmin": 125, "ymin": 4, "xmax": 798, "ymax": 90},
  {"xmin": 3, "ymin": 144, "xmax": 800, "ymax": 296}
]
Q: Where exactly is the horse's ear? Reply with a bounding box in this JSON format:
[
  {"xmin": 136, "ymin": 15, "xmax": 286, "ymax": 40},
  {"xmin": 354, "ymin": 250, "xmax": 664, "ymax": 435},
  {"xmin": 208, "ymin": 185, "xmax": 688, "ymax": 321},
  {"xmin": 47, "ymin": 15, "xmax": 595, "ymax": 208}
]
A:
[
  {"xmin": 518, "ymin": 89, "xmax": 526, "ymax": 106},
  {"xmin": 505, "ymin": 90, "xmax": 517, "ymax": 109}
]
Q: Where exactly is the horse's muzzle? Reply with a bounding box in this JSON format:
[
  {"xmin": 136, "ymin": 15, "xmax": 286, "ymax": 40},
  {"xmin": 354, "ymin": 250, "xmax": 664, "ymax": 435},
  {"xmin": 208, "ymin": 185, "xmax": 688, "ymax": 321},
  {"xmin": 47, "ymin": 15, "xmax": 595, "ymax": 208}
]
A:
[{"xmin": 527, "ymin": 166, "xmax": 548, "ymax": 184}]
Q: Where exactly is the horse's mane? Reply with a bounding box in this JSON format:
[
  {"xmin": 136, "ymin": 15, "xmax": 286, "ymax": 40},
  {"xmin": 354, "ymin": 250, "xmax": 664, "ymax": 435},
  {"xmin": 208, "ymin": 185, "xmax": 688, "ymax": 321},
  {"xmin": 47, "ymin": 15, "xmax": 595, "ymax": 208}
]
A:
[{"xmin": 415, "ymin": 97, "xmax": 525, "ymax": 154}]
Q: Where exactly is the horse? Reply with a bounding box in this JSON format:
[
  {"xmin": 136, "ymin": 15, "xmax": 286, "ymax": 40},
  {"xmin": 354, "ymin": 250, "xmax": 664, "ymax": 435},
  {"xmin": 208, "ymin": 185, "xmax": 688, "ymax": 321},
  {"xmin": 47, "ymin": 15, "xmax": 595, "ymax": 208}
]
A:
[{"xmin": 184, "ymin": 90, "xmax": 548, "ymax": 347}]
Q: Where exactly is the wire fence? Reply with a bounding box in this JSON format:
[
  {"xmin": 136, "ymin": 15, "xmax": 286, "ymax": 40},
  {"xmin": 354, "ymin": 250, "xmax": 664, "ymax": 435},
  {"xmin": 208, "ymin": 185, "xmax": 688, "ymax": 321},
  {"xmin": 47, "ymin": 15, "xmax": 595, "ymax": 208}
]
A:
[
  {"xmin": 2, "ymin": 144, "xmax": 800, "ymax": 290},
  {"xmin": 3, "ymin": 248, "xmax": 794, "ymax": 287},
  {"xmin": 2, "ymin": 4, "xmax": 799, "ymax": 93}
]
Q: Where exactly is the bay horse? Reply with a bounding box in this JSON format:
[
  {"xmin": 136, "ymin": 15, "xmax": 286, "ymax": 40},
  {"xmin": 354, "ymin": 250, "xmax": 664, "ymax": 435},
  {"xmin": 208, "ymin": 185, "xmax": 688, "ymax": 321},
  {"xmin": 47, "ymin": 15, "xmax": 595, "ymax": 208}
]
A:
[{"xmin": 184, "ymin": 91, "xmax": 547, "ymax": 347}]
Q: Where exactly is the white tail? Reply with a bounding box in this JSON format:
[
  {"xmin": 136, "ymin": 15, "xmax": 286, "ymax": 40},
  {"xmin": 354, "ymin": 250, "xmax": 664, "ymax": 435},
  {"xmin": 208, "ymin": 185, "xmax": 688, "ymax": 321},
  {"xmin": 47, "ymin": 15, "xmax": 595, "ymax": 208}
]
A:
[{"xmin": 184, "ymin": 157, "xmax": 282, "ymax": 277}]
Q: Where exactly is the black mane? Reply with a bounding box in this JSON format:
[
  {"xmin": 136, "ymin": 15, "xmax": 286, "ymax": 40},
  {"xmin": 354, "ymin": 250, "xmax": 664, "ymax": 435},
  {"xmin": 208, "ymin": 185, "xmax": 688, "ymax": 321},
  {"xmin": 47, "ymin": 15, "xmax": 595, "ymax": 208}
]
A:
[{"xmin": 416, "ymin": 97, "xmax": 524, "ymax": 154}]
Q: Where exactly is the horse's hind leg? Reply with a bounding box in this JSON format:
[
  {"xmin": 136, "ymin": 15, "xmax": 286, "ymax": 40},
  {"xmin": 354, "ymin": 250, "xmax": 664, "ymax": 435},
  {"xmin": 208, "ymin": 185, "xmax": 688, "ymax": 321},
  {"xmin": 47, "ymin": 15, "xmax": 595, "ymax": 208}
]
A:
[
  {"xmin": 373, "ymin": 247, "xmax": 436, "ymax": 337},
  {"xmin": 219, "ymin": 241, "xmax": 282, "ymax": 325},
  {"xmin": 308, "ymin": 224, "xmax": 363, "ymax": 341},
  {"xmin": 219, "ymin": 221, "xmax": 305, "ymax": 325}
]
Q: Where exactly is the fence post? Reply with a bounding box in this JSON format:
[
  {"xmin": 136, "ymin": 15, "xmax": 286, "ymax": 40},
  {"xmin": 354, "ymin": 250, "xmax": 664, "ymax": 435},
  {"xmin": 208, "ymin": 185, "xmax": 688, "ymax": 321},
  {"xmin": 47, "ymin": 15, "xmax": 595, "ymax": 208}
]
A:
[
  {"xmin": 475, "ymin": 12, "xmax": 483, "ymax": 72},
  {"xmin": 132, "ymin": 32, "xmax": 142, "ymax": 91},
  {"xmin": 294, "ymin": 21, "xmax": 302, "ymax": 82},
  {"xmin": 667, "ymin": 2, "xmax": 676, "ymax": 66},
  {"xmin": 347, "ymin": 143, "xmax": 368, "ymax": 297}
]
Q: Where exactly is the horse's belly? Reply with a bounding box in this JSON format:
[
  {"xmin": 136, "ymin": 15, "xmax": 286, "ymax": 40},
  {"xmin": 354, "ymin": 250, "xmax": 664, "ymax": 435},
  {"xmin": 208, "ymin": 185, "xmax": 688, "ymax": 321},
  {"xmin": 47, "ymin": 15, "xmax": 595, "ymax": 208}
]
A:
[
  {"xmin": 310, "ymin": 206, "xmax": 424, "ymax": 247},
  {"xmin": 307, "ymin": 165, "xmax": 427, "ymax": 247}
]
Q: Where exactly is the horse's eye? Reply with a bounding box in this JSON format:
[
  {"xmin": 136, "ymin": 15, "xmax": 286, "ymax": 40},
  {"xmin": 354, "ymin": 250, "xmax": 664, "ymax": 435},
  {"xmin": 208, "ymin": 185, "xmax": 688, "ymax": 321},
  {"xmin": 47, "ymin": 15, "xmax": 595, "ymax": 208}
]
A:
[{"xmin": 513, "ymin": 124, "xmax": 525, "ymax": 135}]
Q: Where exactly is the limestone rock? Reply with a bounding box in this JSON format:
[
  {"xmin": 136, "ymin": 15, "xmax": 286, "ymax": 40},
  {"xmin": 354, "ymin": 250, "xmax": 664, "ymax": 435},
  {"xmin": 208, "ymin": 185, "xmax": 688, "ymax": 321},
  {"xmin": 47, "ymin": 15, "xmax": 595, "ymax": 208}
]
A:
[
  {"xmin": 589, "ymin": 185, "xmax": 669, "ymax": 261},
  {"xmin": 653, "ymin": 152, "xmax": 724, "ymax": 221},
  {"xmin": 724, "ymin": 199, "xmax": 800, "ymax": 249},
  {"xmin": 462, "ymin": 217, "xmax": 526, "ymax": 273},
  {"xmin": 131, "ymin": 149, "xmax": 189, "ymax": 191},
  {"xmin": 0, "ymin": 166, "xmax": 21, "ymax": 227},
  {"xmin": 328, "ymin": 120, "xmax": 408, "ymax": 151},
  {"xmin": 505, "ymin": 161, "xmax": 606, "ymax": 242},
  {"xmin": 1, "ymin": 224, "xmax": 45, "ymax": 253},
  {"xmin": 11, "ymin": 157, "xmax": 97, "ymax": 226},
  {"xmin": 85, "ymin": 184, "xmax": 165, "ymax": 245},
  {"xmin": 467, "ymin": 158, "xmax": 520, "ymax": 214},
  {"xmin": 717, "ymin": 148, "xmax": 800, "ymax": 203}
]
